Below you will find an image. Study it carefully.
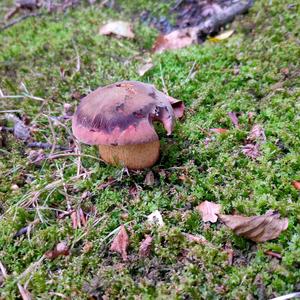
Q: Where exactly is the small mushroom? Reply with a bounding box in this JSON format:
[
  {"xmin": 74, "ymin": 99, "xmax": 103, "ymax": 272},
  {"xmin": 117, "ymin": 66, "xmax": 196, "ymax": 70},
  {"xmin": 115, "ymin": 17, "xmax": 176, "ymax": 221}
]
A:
[{"xmin": 72, "ymin": 81, "xmax": 184, "ymax": 169}]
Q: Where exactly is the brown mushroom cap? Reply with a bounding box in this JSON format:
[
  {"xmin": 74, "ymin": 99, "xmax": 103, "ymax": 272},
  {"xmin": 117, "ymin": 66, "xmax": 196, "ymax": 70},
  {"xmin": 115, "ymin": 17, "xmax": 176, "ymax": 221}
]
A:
[{"xmin": 72, "ymin": 81, "xmax": 184, "ymax": 146}]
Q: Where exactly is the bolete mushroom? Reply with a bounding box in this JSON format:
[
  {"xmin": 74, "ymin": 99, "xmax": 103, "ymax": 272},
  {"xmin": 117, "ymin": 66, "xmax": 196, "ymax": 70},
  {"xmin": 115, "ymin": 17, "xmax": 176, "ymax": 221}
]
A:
[{"xmin": 72, "ymin": 81, "xmax": 184, "ymax": 169}]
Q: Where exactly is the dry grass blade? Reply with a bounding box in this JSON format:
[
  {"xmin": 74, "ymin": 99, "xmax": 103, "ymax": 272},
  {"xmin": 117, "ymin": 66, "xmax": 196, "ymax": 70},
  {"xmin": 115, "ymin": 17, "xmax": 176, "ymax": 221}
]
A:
[{"xmin": 219, "ymin": 211, "xmax": 288, "ymax": 242}]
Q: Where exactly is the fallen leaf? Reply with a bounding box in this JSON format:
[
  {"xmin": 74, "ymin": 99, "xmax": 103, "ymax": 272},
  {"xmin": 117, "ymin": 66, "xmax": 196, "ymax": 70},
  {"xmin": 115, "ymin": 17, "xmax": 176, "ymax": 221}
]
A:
[
  {"xmin": 196, "ymin": 201, "xmax": 221, "ymax": 223},
  {"xmin": 144, "ymin": 171, "xmax": 155, "ymax": 186},
  {"xmin": 248, "ymin": 124, "xmax": 266, "ymax": 143},
  {"xmin": 210, "ymin": 128, "xmax": 229, "ymax": 134},
  {"xmin": 110, "ymin": 224, "xmax": 129, "ymax": 261},
  {"xmin": 292, "ymin": 181, "xmax": 300, "ymax": 190},
  {"xmin": 99, "ymin": 21, "xmax": 134, "ymax": 38},
  {"xmin": 241, "ymin": 143, "xmax": 261, "ymax": 159},
  {"xmin": 228, "ymin": 112, "xmax": 239, "ymax": 128},
  {"xmin": 219, "ymin": 211, "xmax": 288, "ymax": 242},
  {"xmin": 45, "ymin": 241, "xmax": 69, "ymax": 260},
  {"xmin": 137, "ymin": 62, "xmax": 154, "ymax": 76},
  {"xmin": 147, "ymin": 210, "xmax": 165, "ymax": 227},
  {"xmin": 139, "ymin": 235, "xmax": 153, "ymax": 257},
  {"xmin": 152, "ymin": 27, "xmax": 198, "ymax": 53},
  {"xmin": 209, "ymin": 29, "xmax": 234, "ymax": 42}
]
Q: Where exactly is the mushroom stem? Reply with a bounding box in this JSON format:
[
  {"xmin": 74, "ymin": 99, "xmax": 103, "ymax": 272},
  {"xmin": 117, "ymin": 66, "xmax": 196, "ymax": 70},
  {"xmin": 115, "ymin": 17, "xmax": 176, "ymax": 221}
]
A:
[{"xmin": 98, "ymin": 140, "xmax": 160, "ymax": 169}]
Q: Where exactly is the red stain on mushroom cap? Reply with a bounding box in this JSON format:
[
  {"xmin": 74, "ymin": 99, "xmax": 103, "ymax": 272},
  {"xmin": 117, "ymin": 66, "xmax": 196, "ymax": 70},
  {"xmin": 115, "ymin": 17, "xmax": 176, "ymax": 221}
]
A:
[{"xmin": 72, "ymin": 81, "xmax": 184, "ymax": 146}]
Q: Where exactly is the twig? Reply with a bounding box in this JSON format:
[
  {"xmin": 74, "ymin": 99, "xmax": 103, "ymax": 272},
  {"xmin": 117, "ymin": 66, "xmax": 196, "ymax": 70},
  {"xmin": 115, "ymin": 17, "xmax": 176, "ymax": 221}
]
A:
[
  {"xmin": 0, "ymin": 110, "xmax": 23, "ymax": 113},
  {"xmin": 0, "ymin": 94, "xmax": 45, "ymax": 102},
  {"xmin": 159, "ymin": 63, "xmax": 169, "ymax": 95},
  {"xmin": 1, "ymin": 12, "xmax": 44, "ymax": 31},
  {"xmin": 26, "ymin": 142, "xmax": 70, "ymax": 151},
  {"xmin": 46, "ymin": 113, "xmax": 57, "ymax": 155}
]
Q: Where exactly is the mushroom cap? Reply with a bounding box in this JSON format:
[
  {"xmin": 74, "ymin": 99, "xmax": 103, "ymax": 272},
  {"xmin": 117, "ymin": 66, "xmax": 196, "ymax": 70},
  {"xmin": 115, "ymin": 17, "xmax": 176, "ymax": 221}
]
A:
[{"xmin": 72, "ymin": 81, "xmax": 184, "ymax": 146}]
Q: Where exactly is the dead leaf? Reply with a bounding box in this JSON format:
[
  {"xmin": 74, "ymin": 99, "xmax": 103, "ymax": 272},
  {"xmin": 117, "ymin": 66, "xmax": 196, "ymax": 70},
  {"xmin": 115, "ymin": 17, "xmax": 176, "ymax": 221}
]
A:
[
  {"xmin": 99, "ymin": 21, "xmax": 134, "ymax": 38},
  {"xmin": 139, "ymin": 235, "xmax": 153, "ymax": 257},
  {"xmin": 248, "ymin": 124, "xmax": 266, "ymax": 143},
  {"xmin": 152, "ymin": 27, "xmax": 198, "ymax": 54},
  {"xmin": 219, "ymin": 211, "xmax": 288, "ymax": 242},
  {"xmin": 110, "ymin": 224, "xmax": 129, "ymax": 261},
  {"xmin": 228, "ymin": 112, "xmax": 239, "ymax": 128},
  {"xmin": 147, "ymin": 210, "xmax": 165, "ymax": 227},
  {"xmin": 137, "ymin": 62, "xmax": 154, "ymax": 76},
  {"xmin": 45, "ymin": 241, "xmax": 69, "ymax": 260},
  {"xmin": 241, "ymin": 143, "xmax": 261, "ymax": 159},
  {"xmin": 210, "ymin": 128, "xmax": 229, "ymax": 134},
  {"xmin": 209, "ymin": 29, "xmax": 234, "ymax": 42},
  {"xmin": 144, "ymin": 171, "xmax": 155, "ymax": 186},
  {"xmin": 292, "ymin": 181, "xmax": 300, "ymax": 190},
  {"xmin": 196, "ymin": 201, "xmax": 221, "ymax": 223}
]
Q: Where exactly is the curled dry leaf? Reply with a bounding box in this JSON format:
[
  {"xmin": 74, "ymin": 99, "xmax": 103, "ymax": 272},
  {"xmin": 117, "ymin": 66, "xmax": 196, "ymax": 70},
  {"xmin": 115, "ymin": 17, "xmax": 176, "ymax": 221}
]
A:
[
  {"xmin": 137, "ymin": 62, "xmax": 154, "ymax": 76},
  {"xmin": 248, "ymin": 124, "xmax": 266, "ymax": 143},
  {"xmin": 209, "ymin": 29, "xmax": 234, "ymax": 42},
  {"xmin": 110, "ymin": 224, "xmax": 129, "ymax": 261},
  {"xmin": 196, "ymin": 201, "xmax": 221, "ymax": 223},
  {"xmin": 99, "ymin": 21, "xmax": 134, "ymax": 38},
  {"xmin": 241, "ymin": 143, "xmax": 261, "ymax": 159},
  {"xmin": 152, "ymin": 27, "xmax": 198, "ymax": 54},
  {"xmin": 45, "ymin": 241, "xmax": 69, "ymax": 260},
  {"xmin": 292, "ymin": 181, "xmax": 300, "ymax": 190},
  {"xmin": 219, "ymin": 211, "xmax": 288, "ymax": 242},
  {"xmin": 139, "ymin": 235, "xmax": 153, "ymax": 257},
  {"xmin": 147, "ymin": 210, "xmax": 165, "ymax": 227},
  {"xmin": 228, "ymin": 112, "xmax": 239, "ymax": 128}
]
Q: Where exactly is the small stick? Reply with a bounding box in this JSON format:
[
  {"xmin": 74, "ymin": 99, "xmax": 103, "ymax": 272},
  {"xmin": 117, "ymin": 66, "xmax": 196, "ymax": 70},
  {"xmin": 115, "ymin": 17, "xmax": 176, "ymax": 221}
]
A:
[{"xmin": 26, "ymin": 142, "xmax": 70, "ymax": 151}]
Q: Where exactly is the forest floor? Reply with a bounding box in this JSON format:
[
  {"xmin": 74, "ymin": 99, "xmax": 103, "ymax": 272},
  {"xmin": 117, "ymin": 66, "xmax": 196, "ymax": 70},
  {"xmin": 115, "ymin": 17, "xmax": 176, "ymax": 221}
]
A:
[{"xmin": 0, "ymin": 0, "xmax": 299, "ymax": 299}]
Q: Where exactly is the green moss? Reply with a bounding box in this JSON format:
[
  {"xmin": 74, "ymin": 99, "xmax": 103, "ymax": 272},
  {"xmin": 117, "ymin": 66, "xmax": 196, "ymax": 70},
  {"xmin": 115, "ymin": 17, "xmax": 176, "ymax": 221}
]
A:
[{"xmin": 0, "ymin": 0, "xmax": 299, "ymax": 298}]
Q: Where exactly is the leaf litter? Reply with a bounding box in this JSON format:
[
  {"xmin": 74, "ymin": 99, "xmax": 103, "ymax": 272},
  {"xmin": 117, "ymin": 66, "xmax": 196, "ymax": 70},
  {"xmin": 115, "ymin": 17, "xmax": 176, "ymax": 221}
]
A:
[
  {"xmin": 110, "ymin": 224, "xmax": 129, "ymax": 261},
  {"xmin": 219, "ymin": 210, "xmax": 288, "ymax": 242},
  {"xmin": 196, "ymin": 200, "xmax": 221, "ymax": 223}
]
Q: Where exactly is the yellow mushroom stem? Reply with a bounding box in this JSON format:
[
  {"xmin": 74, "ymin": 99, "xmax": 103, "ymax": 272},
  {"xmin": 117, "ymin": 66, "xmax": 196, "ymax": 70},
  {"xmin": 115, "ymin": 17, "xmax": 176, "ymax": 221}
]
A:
[{"xmin": 98, "ymin": 140, "xmax": 160, "ymax": 169}]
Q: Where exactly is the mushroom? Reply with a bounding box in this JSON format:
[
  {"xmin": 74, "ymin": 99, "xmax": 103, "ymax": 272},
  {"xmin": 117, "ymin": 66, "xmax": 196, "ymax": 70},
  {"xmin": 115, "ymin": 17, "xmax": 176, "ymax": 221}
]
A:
[{"xmin": 72, "ymin": 81, "xmax": 184, "ymax": 169}]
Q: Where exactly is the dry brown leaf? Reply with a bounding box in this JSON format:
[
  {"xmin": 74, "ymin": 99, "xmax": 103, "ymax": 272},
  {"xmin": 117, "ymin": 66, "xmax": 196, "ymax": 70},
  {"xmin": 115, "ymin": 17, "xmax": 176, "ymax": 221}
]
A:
[
  {"xmin": 210, "ymin": 128, "xmax": 229, "ymax": 134},
  {"xmin": 228, "ymin": 112, "xmax": 239, "ymax": 128},
  {"xmin": 248, "ymin": 124, "xmax": 266, "ymax": 143},
  {"xmin": 45, "ymin": 241, "xmax": 69, "ymax": 260},
  {"xmin": 99, "ymin": 21, "xmax": 134, "ymax": 38},
  {"xmin": 241, "ymin": 143, "xmax": 261, "ymax": 159},
  {"xmin": 292, "ymin": 181, "xmax": 300, "ymax": 190},
  {"xmin": 137, "ymin": 62, "xmax": 154, "ymax": 76},
  {"xmin": 196, "ymin": 201, "xmax": 221, "ymax": 223},
  {"xmin": 219, "ymin": 211, "xmax": 288, "ymax": 242},
  {"xmin": 110, "ymin": 224, "xmax": 129, "ymax": 261},
  {"xmin": 152, "ymin": 27, "xmax": 198, "ymax": 54},
  {"xmin": 139, "ymin": 235, "xmax": 153, "ymax": 257}
]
